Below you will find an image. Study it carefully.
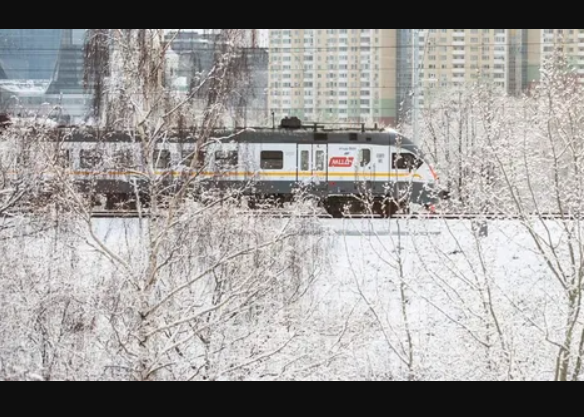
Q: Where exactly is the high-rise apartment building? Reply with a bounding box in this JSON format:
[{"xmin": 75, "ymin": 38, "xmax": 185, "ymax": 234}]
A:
[
  {"xmin": 269, "ymin": 29, "xmax": 403, "ymax": 126},
  {"xmin": 507, "ymin": 29, "xmax": 528, "ymax": 94},
  {"xmin": 396, "ymin": 29, "xmax": 416, "ymax": 121},
  {"xmin": 525, "ymin": 29, "xmax": 584, "ymax": 85},
  {"xmin": 526, "ymin": 29, "xmax": 543, "ymax": 85},
  {"xmin": 268, "ymin": 29, "xmax": 536, "ymax": 126},
  {"xmin": 46, "ymin": 29, "xmax": 86, "ymax": 95},
  {"xmin": 417, "ymin": 29, "xmax": 518, "ymax": 104}
]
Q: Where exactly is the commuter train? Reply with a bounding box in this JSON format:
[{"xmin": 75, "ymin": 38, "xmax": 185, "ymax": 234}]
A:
[{"xmin": 1, "ymin": 116, "xmax": 445, "ymax": 217}]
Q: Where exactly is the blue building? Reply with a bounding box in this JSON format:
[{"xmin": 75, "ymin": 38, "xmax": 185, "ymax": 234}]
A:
[
  {"xmin": 0, "ymin": 29, "xmax": 63, "ymax": 80},
  {"xmin": 0, "ymin": 29, "xmax": 91, "ymax": 123}
]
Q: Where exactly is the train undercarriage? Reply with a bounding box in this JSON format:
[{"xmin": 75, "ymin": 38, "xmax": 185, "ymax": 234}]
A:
[
  {"xmin": 93, "ymin": 191, "xmax": 411, "ymax": 219},
  {"xmin": 48, "ymin": 177, "xmax": 430, "ymax": 218}
]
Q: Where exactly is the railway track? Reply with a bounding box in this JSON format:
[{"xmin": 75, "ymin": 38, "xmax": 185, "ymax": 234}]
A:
[
  {"xmin": 91, "ymin": 211, "xmax": 149, "ymax": 218},
  {"xmin": 88, "ymin": 211, "xmax": 584, "ymax": 220},
  {"xmin": 89, "ymin": 210, "xmax": 334, "ymax": 219},
  {"xmin": 391, "ymin": 213, "xmax": 584, "ymax": 220},
  {"xmin": 4, "ymin": 209, "xmax": 584, "ymax": 220}
]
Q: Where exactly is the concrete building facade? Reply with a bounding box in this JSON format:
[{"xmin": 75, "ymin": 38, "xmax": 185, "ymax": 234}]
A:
[
  {"xmin": 269, "ymin": 29, "xmax": 535, "ymax": 126},
  {"xmin": 525, "ymin": 29, "xmax": 584, "ymax": 85},
  {"xmin": 416, "ymin": 29, "xmax": 514, "ymax": 105},
  {"xmin": 269, "ymin": 29, "xmax": 402, "ymax": 126}
]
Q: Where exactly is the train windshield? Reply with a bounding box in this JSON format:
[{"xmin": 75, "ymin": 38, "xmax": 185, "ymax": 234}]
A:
[
  {"xmin": 394, "ymin": 134, "xmax": 426, "ymax": 170},
  {"xmin": 392, "ymin": 153, "xmax": 424, "ymax": 171}
]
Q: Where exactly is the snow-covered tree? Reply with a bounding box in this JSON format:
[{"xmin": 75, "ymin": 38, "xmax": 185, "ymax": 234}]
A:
[
  {"xmin": 0, "ymin": 29, "xmax": 335, "ymax": 381},
  {"xmin": 411, "ymin": 54, "xmax": 584, "ymax": 381}
]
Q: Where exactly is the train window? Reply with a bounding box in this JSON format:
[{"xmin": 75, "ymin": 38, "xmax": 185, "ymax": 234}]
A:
[
  {"xmin": 16, "ymin": 149, "xmax": 30, "ymax": 165},
  {"xmin": 80, "ymin": 150, "xmax": 103, "ymax": 169},
  {"xmin": 154, "ymin": 150, "xmax": 171, "ymax": 169},
  {"xmin": 261, "ymin": 151, "xmax": 284, "ymax": 170},
  {"xmin": 114, "ymin": 150, "xmax": 134, "ymax": 168},
  {"xmin": 392, "ymin": 153, "xmax": 424, "ymax": 171},
  {"xmin": 349, "ymin": 133, "xmax": 358, "ymax": 141},
  {"xmin": 196, "ymin": 149, "xmax": 206, "ymax": 168},
  {"xmin": 315, "ymin": 150, "xmax": 325, "ymax": 171},
  {"xmin": 215, "ymin": 150, "xmax": 238, "ymax": 167},
  {"xmin": 183, "ymin": 148, "xmax": 206, "ymax": 169},
  {"xmin": 359, "ymin": 149, "xmax": 371, "ymax": 167},
  {"xmin": 300, "ymin": 150, "xmax": 310, "ymax": 171},
  {"xmin": 57, "ymin": 150, "xmax": 70, "ymax": 168},
  {"xmin": 182, "ymin": 150, "xmax": 195, "ymax": 167}
]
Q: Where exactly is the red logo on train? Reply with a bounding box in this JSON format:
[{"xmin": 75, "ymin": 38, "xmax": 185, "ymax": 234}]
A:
[{"xmin": 329, "ymin": 156, "xmax": 355, "ymax": 168}]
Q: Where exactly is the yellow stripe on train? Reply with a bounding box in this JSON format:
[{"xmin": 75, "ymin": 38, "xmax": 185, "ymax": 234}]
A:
[
  {"xmin": 68, "ymin": 171, "xmax": 424, "ymax": 180},
  {"xmin": 8, "ymin": 170, "xmax": 424, "ymax": 181}
]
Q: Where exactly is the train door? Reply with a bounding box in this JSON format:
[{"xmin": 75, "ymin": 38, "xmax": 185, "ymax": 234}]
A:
[
  {"xmin": 240, "ymin": 142, "xmax": 255, "ymax": 184},
  {"xmin": 313, "ymin": 143, "xmax": 328, "ymax": 188},
  {"xmin": 297, "ymin": 143, "xmax": 328, "ymax": 196},
  {"xmin": 297, "ymin": 144, "xmax": 312, "ymax": 187},
  {"xmin": 211, "ymin": 143, "xmax": 239, "ymax": 188},
  {"xmin": 355, "ymin": 146, "xmax": 374, "ymax": 187}
]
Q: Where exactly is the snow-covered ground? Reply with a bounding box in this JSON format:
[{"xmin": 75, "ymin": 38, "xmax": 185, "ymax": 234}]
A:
[
  {"xmin": 0, "ymin": 216, "xmax": 580, "ymax": 380},
  {"xmin": 314, "ymin": 218, "xmax": 563, "ymax": 380},
  {"xmin": 85, "ymin": 217, "xmax": 573, "ymax": 380}
]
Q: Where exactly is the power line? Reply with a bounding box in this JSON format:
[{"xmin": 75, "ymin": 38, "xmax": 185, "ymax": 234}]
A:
[{"xmin": 7, "ymin": 39, "xmax": 584, "ymax": 53}]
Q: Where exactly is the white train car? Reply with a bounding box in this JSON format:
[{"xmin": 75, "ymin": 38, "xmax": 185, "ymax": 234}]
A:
[
  {"xmin": 198, "ymin": 122, "xmax": 441, "ymax": 216},
  {"xmin": 1, "ymin": 117, "xmax": 444, "ymax": 216}
]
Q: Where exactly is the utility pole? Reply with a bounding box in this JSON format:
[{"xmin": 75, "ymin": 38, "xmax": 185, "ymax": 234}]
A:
[{"xmin": 412, "ymin": 29, "xmax": 420, "ymax": 142}]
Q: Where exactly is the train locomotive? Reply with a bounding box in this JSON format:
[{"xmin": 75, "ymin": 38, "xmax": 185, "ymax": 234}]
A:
[{"xmin": 2, "ymin": 116, "xmax": 445, "ymax": 217}]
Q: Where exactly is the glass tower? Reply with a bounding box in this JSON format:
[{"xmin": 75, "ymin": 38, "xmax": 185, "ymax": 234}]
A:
[
  {"xmin": 0, "ymin": 29, "xmax": 91, "ymax": 123},
  {"xmin": 0, "ymin": 29, "xmax": 63, "ymax": 80}
]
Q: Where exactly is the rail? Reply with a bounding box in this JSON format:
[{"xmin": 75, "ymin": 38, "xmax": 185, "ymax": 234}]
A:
[
  {"xmin": 90, "ymin": 211, "xmax": 584, "ymax": 220},
  {"xmin": 4, "ymin": 209, "xmax": 584, "ymax": 220}
]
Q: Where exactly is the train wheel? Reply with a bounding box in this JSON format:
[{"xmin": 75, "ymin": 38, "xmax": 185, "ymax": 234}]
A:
[
  {"xmin": 384, "ymin": 200, "xmax": 399, "ymax": 218},
  {"xmin": 372, "ymin": 199, "xmax": 385, "ymax": 217},
  {"xmin": 109, "ymin": 193, "xmax": 133, "ymax": 211},
  {"xmin": 247, "ymin": 197, "xmax": 257, "ymax": 210},
  {"xmin": 324, "ymin": 201, "xmax": 344, "ymax": 218},
  {"xmin": 105, "ymin": 194, "xmax": 117, "ymax": 211}
]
